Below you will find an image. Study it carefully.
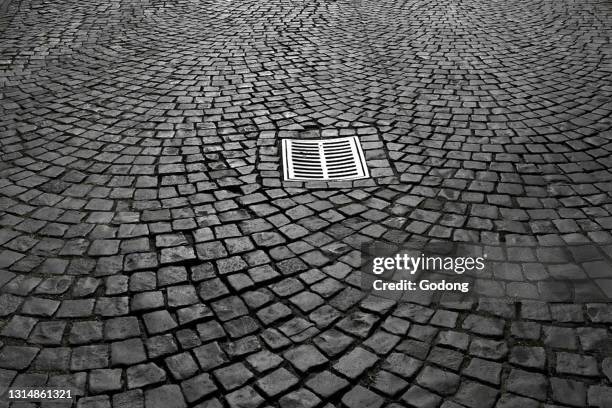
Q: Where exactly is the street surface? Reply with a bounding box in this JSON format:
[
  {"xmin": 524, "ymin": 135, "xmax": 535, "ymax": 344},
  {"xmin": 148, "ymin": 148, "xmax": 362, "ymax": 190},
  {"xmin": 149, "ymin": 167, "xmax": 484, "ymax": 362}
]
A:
[{"xmin": 1, "ymin": 0, "xmax": 612, "ymax": 407}]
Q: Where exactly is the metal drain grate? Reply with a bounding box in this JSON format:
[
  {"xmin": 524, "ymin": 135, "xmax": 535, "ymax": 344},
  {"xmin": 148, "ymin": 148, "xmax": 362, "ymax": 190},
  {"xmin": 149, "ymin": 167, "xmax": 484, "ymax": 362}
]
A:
[{"xmin": 282, "ymin": 136, "xmax": 370, "ymax": 181}]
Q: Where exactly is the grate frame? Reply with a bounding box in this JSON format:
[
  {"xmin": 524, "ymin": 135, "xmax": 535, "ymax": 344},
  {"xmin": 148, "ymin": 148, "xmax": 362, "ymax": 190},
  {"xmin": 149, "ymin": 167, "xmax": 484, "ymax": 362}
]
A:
[{"xmin": 282, "ymin": 136, "xmax": 370, "ymax": 181}]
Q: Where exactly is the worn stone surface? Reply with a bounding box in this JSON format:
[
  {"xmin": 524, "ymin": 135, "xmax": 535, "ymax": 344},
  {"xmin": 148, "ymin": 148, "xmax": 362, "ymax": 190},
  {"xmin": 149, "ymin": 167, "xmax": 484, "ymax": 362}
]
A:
[{"xmin": 1, "ymin": 0, "xmax": 612, "ymax": 407}]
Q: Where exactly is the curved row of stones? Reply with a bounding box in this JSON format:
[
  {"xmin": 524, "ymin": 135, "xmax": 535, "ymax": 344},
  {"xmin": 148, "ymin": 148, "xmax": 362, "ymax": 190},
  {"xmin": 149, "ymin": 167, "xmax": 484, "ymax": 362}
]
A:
[{"xmin": 1, "ymin": 0, "xmax": 612, "ymax": 407}]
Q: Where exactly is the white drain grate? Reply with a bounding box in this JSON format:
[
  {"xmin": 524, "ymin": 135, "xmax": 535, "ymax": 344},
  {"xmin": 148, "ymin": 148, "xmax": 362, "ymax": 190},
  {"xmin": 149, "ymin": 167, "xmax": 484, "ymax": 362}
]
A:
[{"xmin": 282, "ymin": 136, "xmax": 370, "ymax": 181}]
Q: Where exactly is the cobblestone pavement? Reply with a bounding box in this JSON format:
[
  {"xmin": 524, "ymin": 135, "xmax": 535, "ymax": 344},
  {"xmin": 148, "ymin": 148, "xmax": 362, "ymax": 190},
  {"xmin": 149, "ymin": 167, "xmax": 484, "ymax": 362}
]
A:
[{"xmin": 2, "ymin": 0, "xmax": 612, "ymax": 407}]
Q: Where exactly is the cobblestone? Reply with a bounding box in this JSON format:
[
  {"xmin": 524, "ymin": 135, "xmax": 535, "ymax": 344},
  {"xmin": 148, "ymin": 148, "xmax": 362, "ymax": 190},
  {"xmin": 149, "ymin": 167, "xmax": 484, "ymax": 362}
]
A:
[{"xmin": 1, "ymin": 0, "xmax": 612, "ymax": 406}]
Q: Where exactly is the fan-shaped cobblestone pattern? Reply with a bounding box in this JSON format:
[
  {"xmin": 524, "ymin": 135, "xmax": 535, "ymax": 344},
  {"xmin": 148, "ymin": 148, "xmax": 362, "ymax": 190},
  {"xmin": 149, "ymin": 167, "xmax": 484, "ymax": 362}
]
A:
[{"xmin": 1, "ymin": 0, "xmax": 612, "ymax": 407}]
